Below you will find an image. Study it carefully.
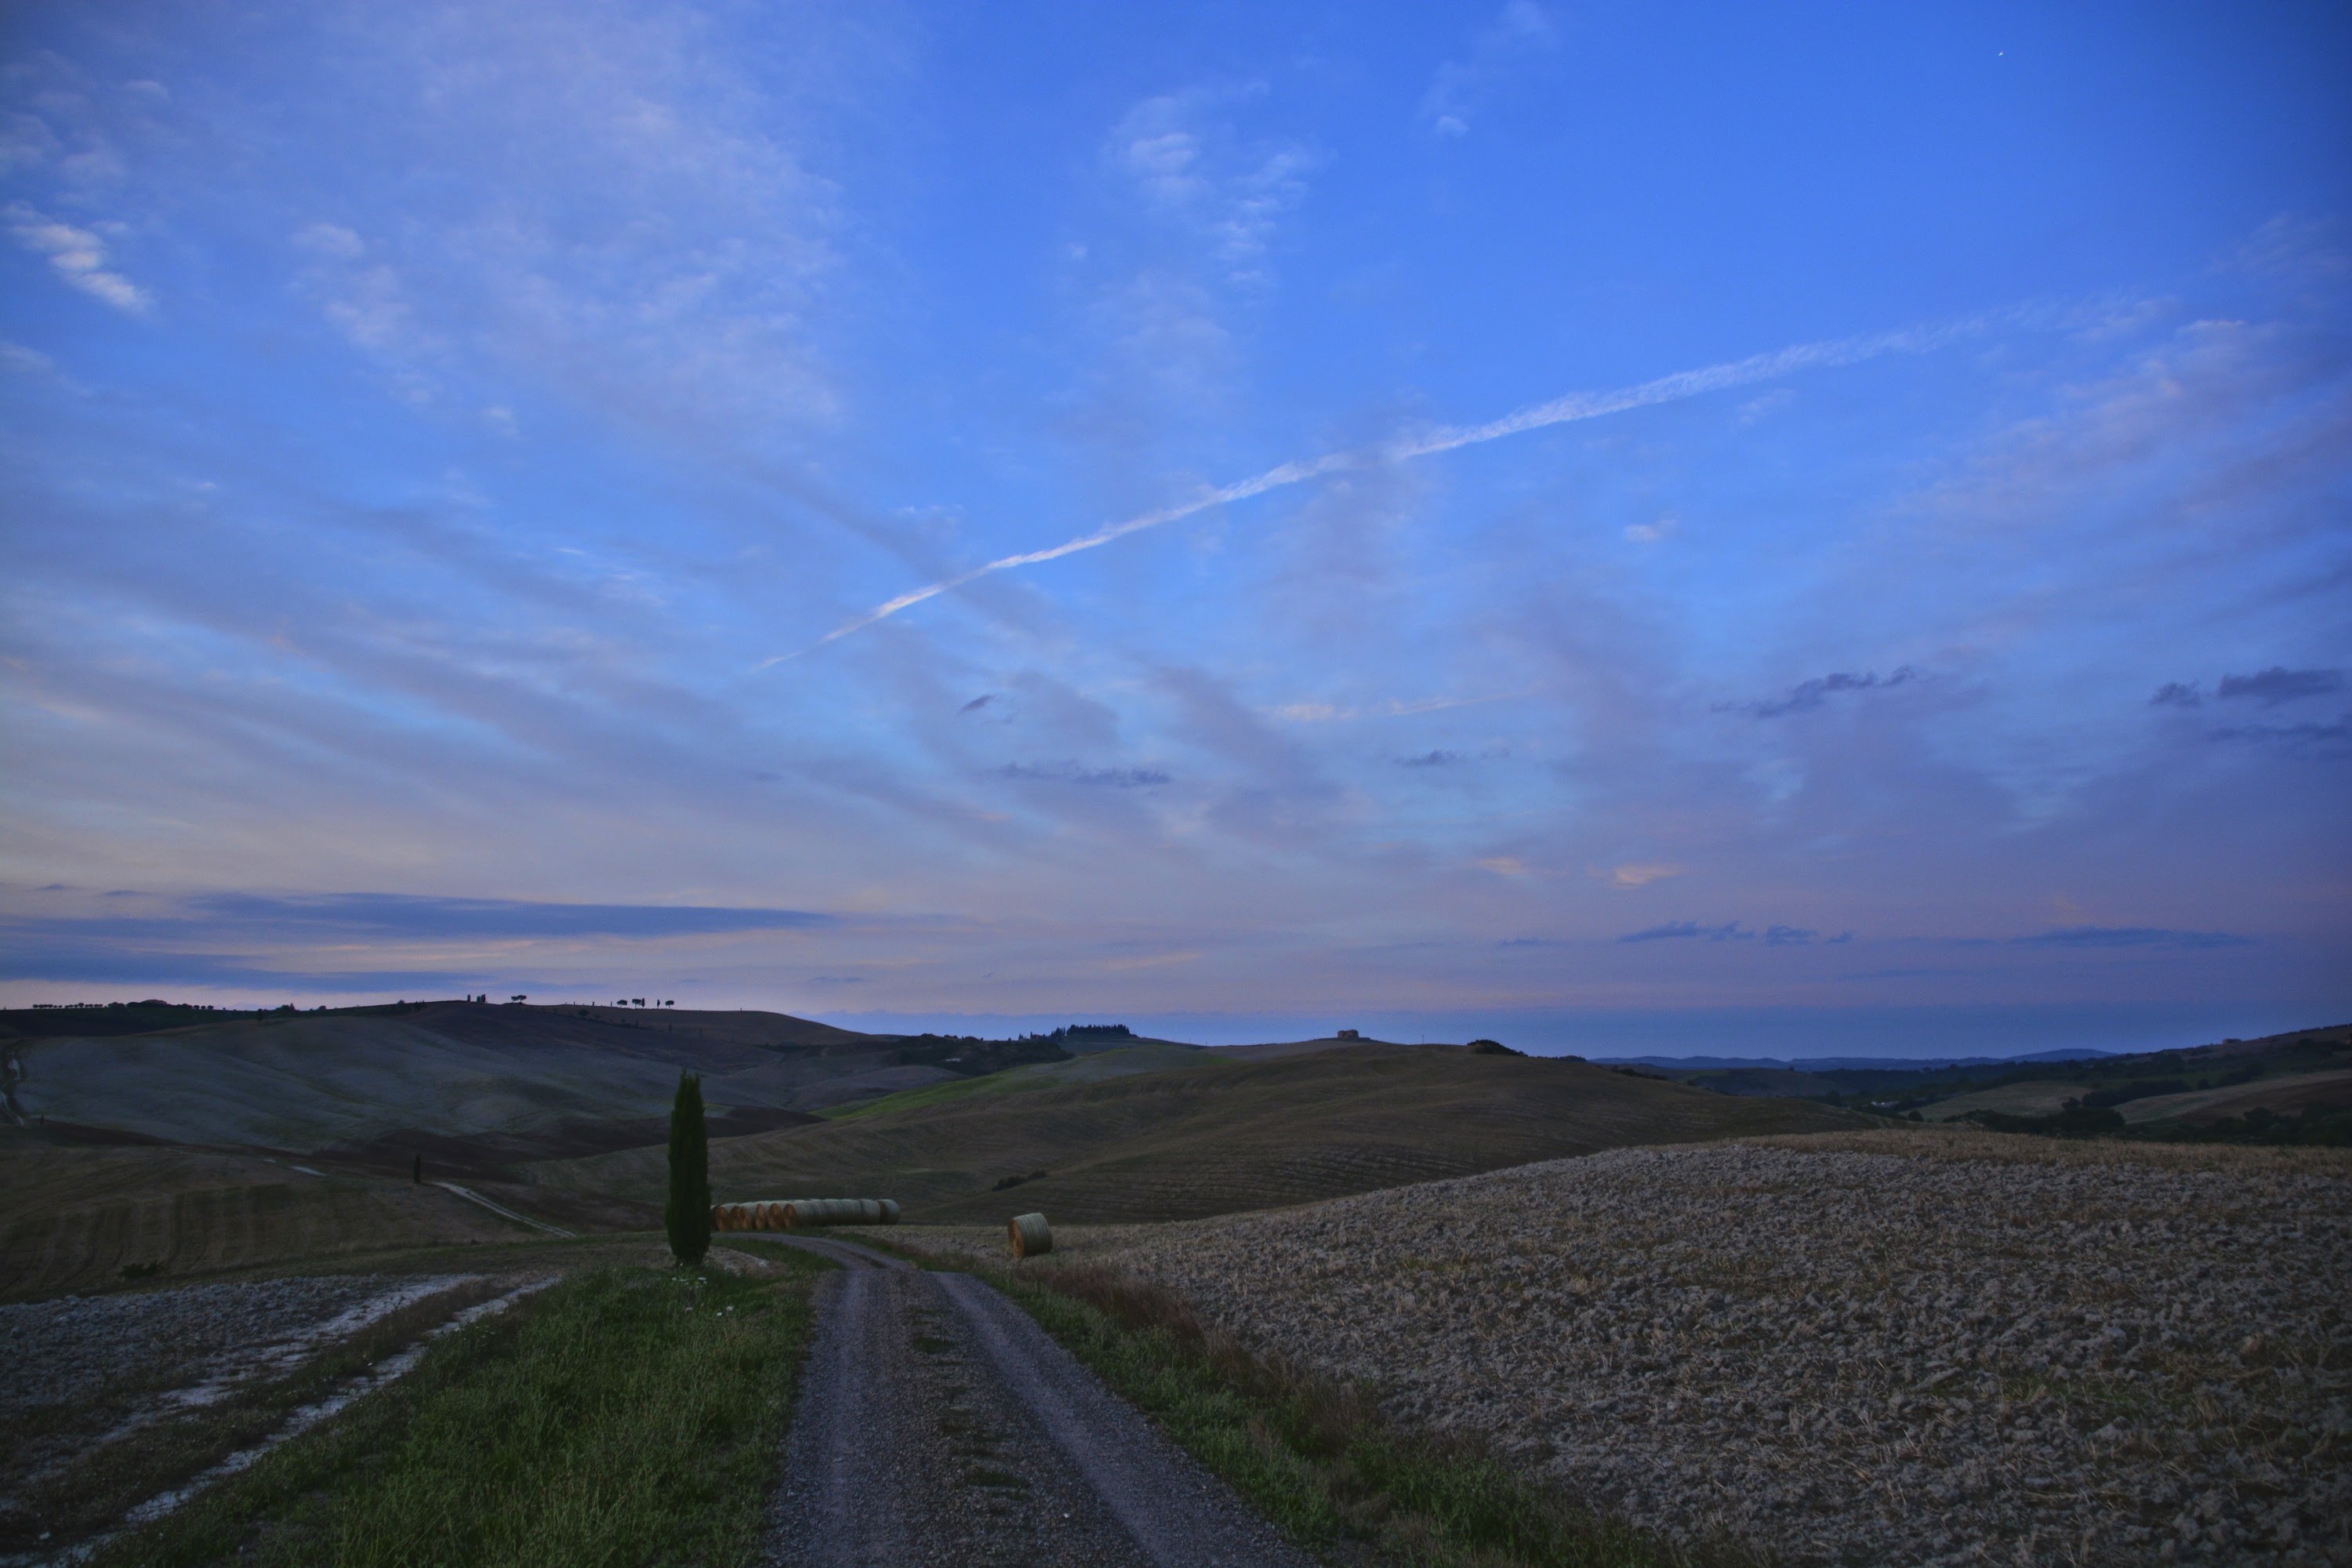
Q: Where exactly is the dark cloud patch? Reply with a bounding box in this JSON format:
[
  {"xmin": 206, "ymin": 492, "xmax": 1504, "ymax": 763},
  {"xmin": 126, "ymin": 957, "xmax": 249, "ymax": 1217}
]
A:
[
  {"xmin": 0, "ymin": 893, "xmax": 845, "ymax": 994},
  {"xmin": 1396, "ymin": 750, "xmax": 1459, "ymax": 768},
  {"xmin": 999, "ymin": 761, "xmax": 1170, "ymax": 789},
  {"xmin": 1621, "ymin": 920, "xmax": 1850, "ymax": 947},
  {"xmin": 191, "ymin": 893, "xmax": 837, "ymax": 938},
  {"xmin": 958, "ymin": 695, "xmax": 995, "ymax": 713},
  {"xmin": 2215, "ymin": 666, "xmax": 2343, "ymax": 706},
  {"xmin": 1620, "ymin": 920, "xmax": 1750, "ymax": 943},
  {"xmin": 0, "ymin": 931, "xmax": 485, "ymax": 991},
  {"xmin": 1729, "ymin": 666, "xmax": 1919, "ymax": 719},
  {"xmin": 1, "ymin": 894, "xmax": 837, "ymax": 947},
  {"xmin": 2151, "ymin": 681, "xmax": 2202, "ymax": 708},
  {"xmin": 2211, "ymin": 711, "xmax": 2352, "ymax": 754},
  {"xmin": 2009, "ymin": 925, "xmax": 2255, "ymax": 950}
]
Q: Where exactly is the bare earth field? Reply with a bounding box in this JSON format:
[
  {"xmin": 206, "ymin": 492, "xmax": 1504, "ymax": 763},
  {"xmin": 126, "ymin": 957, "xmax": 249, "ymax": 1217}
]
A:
[{"xmin": 892, "ymin": 1129, "xmax": 2352, "ymax": 1566}]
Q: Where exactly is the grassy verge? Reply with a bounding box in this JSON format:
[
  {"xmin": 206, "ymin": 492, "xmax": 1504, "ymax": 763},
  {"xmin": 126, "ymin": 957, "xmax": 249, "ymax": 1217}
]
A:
[
  {"xmin": 930, "ymin": 1244, "xmax": 1750, "ymax": 1568},
  {"xmin": 93, "ymin": 1257, "xmax": 827, "ymax": 1568}
]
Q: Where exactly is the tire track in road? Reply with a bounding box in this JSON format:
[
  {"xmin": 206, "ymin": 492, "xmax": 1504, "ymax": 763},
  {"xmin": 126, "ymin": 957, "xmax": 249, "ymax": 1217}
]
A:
[{"xmin": 763, "ymin": 1236, "xmax": 1308, "ymax": 1567}]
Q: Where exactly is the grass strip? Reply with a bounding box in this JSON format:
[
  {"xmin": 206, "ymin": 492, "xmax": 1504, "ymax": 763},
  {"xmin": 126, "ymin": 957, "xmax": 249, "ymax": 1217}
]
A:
[
  {"xmin": 94, "ymin": 1258, "xmax": 826, "ymax": 1568},
  {"xmin": 964, "ymin": 1254, "xmax": 1753, "ymax": 1568}
]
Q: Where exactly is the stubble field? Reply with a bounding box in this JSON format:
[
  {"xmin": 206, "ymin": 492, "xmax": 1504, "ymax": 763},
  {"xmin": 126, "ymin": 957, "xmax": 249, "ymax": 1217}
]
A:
[{"xmin": 893, "ymin": 1129, "xmax": 2352, "ymax": 1566}]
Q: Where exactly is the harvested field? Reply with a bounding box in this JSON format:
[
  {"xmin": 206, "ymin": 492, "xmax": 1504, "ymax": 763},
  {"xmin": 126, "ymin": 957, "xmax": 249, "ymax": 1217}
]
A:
[
  {"xmin": 1920, "ymin": 1081, "xmax": 2096, "ymax": 1122},
  {"xmin": 892, "ymin": 1130, "xmax": 2352, "ymax": 1566},
  {"xmin": 2120, "ymin": 1070, "xmax": 2352, "ymax": 1127},
  {"xmin": 536, "ymin": 1044, "xmax": 1864, "ymax": 1224},
  {"xmin": 0, "ymin": 1138, "xmax": 540, "ymax": 1301}
]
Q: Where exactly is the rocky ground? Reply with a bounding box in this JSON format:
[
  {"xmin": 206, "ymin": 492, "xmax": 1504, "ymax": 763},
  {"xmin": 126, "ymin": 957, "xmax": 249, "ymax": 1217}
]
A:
[{"xmin": 891, "ymin": 1131, "xmax": 2352, "ymax": 1566}]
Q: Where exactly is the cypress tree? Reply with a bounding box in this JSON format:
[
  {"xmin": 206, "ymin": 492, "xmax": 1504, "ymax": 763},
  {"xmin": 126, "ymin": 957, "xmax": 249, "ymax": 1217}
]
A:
[{"xmin": 664, "ymin": 1070, "xmax": 711, "ymax": 1267}]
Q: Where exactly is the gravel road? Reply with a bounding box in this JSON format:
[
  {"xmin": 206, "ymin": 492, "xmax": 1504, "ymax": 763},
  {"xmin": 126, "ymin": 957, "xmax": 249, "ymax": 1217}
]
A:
[
  {"xmin": 763, "ymin": 1236, "xmax": 1308, "ymax": 1568},
  {"xmin": 895, "ymin": 1134, "xmax": 2352, "ymax": 1566}
]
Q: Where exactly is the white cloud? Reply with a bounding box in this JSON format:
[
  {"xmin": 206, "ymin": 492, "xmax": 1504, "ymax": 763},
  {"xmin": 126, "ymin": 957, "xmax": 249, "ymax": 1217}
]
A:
[
  {"xmin": 0, "ymin": 340, "xmax": 56, "ymax": 375},
  {"xmin": 6, "ymin": 204, "xmax": 151, "ymax": 314},
  {"xmin": 1419, "ymin": 2, "xmax": 1559, "ymax": 140},
  {"xmin": 1109, "ymin": 90, "xmax": 1316, "ymax": 289}
]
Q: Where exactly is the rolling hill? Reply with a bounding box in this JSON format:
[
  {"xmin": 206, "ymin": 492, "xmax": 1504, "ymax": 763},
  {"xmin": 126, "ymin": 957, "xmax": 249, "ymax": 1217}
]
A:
[
  {"xmin": 531, "ymin": 1042, "xmax": 1868, "ymax": 1224},
  {"xmin": 2, "ymin": 1000, "xmax": 956, "ymax": 1152}
]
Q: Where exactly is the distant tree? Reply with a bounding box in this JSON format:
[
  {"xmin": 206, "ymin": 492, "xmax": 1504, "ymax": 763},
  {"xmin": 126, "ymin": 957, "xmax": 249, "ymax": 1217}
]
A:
[{"xmin": 664, "ymin": 1072, "xmax": 711, "ymax": 1267}]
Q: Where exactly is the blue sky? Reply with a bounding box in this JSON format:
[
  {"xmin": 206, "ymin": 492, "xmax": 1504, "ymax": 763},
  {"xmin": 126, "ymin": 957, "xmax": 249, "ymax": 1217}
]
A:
[{"xmin": 3, "ymin": 1, "xmax": 2347, "ymax": 1055}]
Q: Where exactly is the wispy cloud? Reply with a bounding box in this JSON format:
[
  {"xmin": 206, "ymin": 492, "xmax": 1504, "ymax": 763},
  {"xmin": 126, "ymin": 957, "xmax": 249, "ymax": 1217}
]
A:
[
  {"xmin": 1615, "ymin": 920, "xmax": 1852, "ymax": 946},
  {"xmin": 6, "ymin": 203, "xmax": 150, "ymax": 314},
  {"xmin": 999, "ymin": 761, "xmax": 1171, "ymax": 788},
  {"xmin": 779, "ymin": 319, "xmax": 1989, "ymax": 659},
  {"xmin": 1621, "ymin": 920, "xmax": 1735, "ymax": 943},
  {"xmin": 1419, "ymin": 2, "xmax": 1559, "ymax": 140},
  {"xmin": 1272, "ymin": 688, "xmax": 1535, "ymax": 723},
  {"xmin": 1110, "ymin": 89, "xmax": 1316, "ymax": 288},
  {"xmin": 2009, "ymin": 925, "xmax": 2254, "ymax": 949},
  {"xmin": 1729, "ymin": 667, "xmax": 1920, "ymax": 719}
]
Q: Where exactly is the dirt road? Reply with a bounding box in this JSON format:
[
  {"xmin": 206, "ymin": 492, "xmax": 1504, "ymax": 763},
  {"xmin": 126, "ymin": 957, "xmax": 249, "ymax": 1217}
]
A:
[{"xmin": 763, "ymin": 1236, "xmax": 1308, "ymax": 1567}]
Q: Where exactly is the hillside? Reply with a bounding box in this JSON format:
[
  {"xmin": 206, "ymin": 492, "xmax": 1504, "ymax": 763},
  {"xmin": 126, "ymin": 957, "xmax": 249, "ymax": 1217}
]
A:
[
  {"xmin": 4, "ymin": 1001, "xmax": 947, "ymax": 1152},
  {"xmin": 532, "ymin": 1043, "xmax": 1867, "ymax": 1223}
]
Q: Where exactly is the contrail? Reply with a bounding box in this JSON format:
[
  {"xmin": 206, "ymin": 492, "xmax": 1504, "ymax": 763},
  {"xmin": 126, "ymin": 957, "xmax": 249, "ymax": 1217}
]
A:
[{"xmin": 764, "ymin": 317, "xmax": 1978, "ymax": 664}]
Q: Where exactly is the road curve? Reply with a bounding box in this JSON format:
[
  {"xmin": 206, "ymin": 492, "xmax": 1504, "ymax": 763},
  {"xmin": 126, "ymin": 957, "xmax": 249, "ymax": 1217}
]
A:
[{"xmin": 763, "ymin": 1236, "xmax": 1310, "ymax": 1567}]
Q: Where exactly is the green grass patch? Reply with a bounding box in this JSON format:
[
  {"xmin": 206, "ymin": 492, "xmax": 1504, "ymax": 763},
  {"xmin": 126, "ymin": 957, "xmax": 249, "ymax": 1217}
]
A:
[
  {"xmin": 982, "ymin": 1260, "xmax": 1751, "ymax": 1568},
  {"xmin": 819, "ymin": 1044, "xmax": 1219, "ymax": 1121},
  {"xmin": 96, "ymin": 1258, "xmax": 827, "ymax": 1568}
]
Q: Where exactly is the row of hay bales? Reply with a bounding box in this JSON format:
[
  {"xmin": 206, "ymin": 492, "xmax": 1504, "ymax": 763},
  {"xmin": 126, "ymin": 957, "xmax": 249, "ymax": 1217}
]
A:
[{"xmin": 710, "ymin": 1197, "xmax": 901, "ymax": 1230}]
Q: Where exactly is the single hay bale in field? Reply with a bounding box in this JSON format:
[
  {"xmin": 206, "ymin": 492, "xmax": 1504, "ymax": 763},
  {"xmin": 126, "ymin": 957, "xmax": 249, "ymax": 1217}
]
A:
[{"xmin": 1009, "ymin": 1211, "xmax": 1052, "ymax": 1258}]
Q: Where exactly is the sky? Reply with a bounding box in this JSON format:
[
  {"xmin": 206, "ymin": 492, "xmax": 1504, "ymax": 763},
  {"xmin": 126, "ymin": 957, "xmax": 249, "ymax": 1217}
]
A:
[{"xmin": 2, "ymin": 1, "xmax": 2348, "ymax": 1056}]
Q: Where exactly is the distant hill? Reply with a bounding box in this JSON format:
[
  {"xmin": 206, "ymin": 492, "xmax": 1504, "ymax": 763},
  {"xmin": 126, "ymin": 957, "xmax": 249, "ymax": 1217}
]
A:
[
  {"xmin": 530, "ymin": 1041, "xmax": 1868, "ymax": 1224},
  {"xmin": 1606, "ymin": 1025, "xmax": 2350, "ymax": 1107},
  {"xmin": 1597, "ymin": 1047, "xmax": 2116, "ymax": 1073},
  {"xmin": 2, "ymin": 1000, "xmax": 961, "ymax": 1151}
]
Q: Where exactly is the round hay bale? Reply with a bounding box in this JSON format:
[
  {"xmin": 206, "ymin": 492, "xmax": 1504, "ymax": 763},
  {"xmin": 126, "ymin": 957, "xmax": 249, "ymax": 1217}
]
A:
[
  {"xmin": 771, "ymin": 1196, "xmax": 900, "ymax": 1227},
  {"xmin": 1008, "ymin": 1211, "xmax": 1052, "ymax": 1258}
]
